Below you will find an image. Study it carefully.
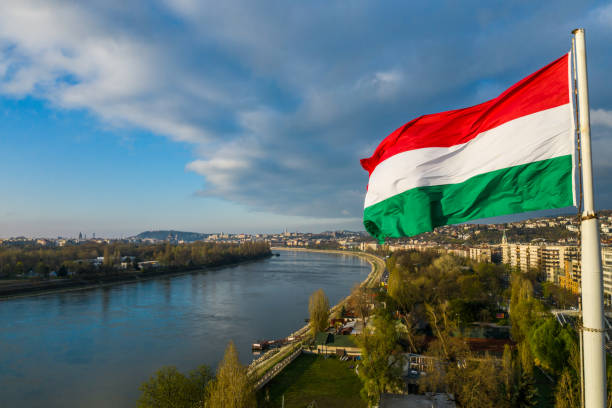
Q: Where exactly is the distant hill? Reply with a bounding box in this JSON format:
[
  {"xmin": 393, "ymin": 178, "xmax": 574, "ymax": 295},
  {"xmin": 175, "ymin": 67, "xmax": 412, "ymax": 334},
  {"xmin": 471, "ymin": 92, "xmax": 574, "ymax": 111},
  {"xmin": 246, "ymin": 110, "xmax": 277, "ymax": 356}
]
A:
[{"xmin": 134, "ymin": 230, "xmax": 209, "ymax": 242}]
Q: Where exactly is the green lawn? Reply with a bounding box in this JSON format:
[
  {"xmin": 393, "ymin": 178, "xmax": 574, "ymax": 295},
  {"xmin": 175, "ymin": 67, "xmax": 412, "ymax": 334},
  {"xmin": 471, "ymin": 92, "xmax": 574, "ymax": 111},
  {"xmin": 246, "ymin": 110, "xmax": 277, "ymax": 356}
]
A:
[{"xmin": 257, "ymin": 353, "xmax": 366, "ymax": 408}]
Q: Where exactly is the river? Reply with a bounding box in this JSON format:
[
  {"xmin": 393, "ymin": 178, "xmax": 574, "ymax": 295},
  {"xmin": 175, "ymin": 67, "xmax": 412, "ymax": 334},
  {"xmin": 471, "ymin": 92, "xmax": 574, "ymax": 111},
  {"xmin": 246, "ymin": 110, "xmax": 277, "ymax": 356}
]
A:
[{"xmin": 0, "ymin": 250, "xmax": 370, "ymax": 407}]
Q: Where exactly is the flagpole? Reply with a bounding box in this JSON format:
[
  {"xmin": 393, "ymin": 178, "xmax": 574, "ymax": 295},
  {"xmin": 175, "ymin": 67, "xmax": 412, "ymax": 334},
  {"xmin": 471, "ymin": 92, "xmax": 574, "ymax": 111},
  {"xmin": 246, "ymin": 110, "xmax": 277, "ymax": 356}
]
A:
[{"xmin": 573, "ymin": 28, "xmax": 606, "ymax": 408}]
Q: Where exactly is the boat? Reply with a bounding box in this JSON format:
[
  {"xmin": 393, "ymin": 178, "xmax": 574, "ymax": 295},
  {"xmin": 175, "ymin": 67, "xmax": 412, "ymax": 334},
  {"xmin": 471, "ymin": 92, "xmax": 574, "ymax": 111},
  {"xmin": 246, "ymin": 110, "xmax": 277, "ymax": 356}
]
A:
[{"xmin": 252, "ymin": 341, "xmax": 269, "ymax": 351}]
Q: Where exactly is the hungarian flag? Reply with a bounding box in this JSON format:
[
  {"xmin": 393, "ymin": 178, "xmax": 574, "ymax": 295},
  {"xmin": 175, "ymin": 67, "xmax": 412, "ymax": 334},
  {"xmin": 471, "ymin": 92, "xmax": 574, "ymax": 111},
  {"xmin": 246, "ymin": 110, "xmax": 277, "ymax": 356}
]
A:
[{"xmin": 361, "ymin": 54, "xmax": 575, "ymax": 242}]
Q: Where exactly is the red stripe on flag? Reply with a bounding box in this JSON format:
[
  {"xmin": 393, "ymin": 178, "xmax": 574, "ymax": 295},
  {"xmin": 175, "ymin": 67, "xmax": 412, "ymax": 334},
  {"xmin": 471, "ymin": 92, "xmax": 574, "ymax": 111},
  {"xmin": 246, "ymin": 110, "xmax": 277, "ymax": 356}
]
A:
[{"xmin": 361, "ymin": 54, "xmax": 569, "ymax": 175}]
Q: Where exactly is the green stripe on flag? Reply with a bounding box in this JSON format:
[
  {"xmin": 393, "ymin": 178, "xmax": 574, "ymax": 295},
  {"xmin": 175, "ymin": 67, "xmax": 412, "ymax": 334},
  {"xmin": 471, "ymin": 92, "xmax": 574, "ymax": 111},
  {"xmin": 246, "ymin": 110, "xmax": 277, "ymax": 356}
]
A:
[{"xmin": 363, "ymin": 155, "xmax": 573, "ymax": 243}]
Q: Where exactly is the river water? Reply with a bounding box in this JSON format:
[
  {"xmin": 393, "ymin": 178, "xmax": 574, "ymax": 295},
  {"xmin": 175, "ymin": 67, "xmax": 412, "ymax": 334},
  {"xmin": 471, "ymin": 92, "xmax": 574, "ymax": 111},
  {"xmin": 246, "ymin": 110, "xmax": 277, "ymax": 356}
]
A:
[{"xmin": 0, "ymin": 250, "xmax": 369, "ymax": 407}]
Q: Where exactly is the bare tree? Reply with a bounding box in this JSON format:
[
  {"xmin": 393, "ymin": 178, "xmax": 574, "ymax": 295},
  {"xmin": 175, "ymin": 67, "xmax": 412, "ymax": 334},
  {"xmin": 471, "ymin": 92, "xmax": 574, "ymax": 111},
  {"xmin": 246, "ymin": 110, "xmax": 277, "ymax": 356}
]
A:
[
  {"xmin": 348, "ymin": 284, "xmax": 370, "ymax": 331},
  {"xmin": 402, "ymin": 312, "xmax": 419, "ymax": 354},
  {"xmin": 425, "ymin": 302, "xmax": 459, "ymax": 360}
]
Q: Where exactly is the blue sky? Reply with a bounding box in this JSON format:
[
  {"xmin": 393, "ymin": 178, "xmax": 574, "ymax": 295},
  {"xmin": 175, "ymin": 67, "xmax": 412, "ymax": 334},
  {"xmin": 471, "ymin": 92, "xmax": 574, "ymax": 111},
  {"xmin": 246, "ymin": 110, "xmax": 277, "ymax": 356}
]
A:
[{"xmin": 1, "ymin": 0, "xmax": 611, "ymax": 238}]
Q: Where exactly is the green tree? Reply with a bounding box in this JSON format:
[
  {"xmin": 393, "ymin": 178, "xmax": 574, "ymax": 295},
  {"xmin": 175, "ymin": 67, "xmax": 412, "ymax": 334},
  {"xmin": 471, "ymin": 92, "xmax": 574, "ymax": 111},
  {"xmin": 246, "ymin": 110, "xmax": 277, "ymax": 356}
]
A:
[
  {"xmin": 356, "ymin": 313, "xmax": 403, "ymax": 405},
  {"xmin": 514, "ymin": 370, "xmax": 538, "ymax": 408},
  {"xmin": 528, "ymin": 318, "xmax": 574, "ymax": 374},
  {"xmin": 206, "ymin": 341, "xmax": 255, "ymax": 408},
  {"xmin": 510, "ymin": 273, "xmax": 544, "ymax": 343},
  {"xmin": 387, "ymin": 266, "xmax": 423, "ymax": 314},
  {"xmin": 103, "ymin": 246, "xmax": 112, "ymax": 267},
  {"xmin": 308, "ymin": 289, "xmax": 330, "ymax": 337},
  {"xmin": 554, "ymin": 368, "xmax": 581, "ymax": 408},
  {"xmin": 518, "ymin": 342, "xmax": 534, "ymax": 376},
  {"xmin": 35, "ymin": 261, "xmax": 49, "ymax": 278},
  {"xmin": 57, "ymin": 264, "xmax": 68, "ymax": 277},
  {"xmin": 419, "ymin": 303, "xmax": 525, "ymax": 408},
  {"xmin": 552, "ymin": 329, "xmax": 582, "ymax": 408},
  {"xmin": 457, "ymin": 274, "xmax": 484, "ymax": 302},
  {"xmin": 542, "ymin": 282, "xmax": 578, "ymax": 309},
  {"xmin": 454, "ymin": 356, "xmax": 503, "ymax": 408},
  {"xmin": 501, "ymin": 345, "xmax": 537, "ymax": 408},
  {"xmin": 14, "ymin": 261, "xmax": 25, "ymax": 276},
  {"xmin": 138, "ymin": 365, "xmax": 212, "ymax": 408}
]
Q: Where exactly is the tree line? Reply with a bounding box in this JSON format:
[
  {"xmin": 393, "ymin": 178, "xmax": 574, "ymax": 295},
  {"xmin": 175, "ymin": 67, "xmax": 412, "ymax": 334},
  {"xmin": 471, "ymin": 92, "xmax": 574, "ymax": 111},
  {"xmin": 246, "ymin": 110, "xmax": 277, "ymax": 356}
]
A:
[
  {"xmin": 386, "ymin": 250, "xmax": 506, "ymax": 327},
  {"xmin": 139, "ymin": 341, "xmax": 256, "ymax": 408},
  {"xmin": 354, "ymin": 249, "xmax": 609, "ymax": 407},
  {"xmin": 0, "ymin": 241, "xmax": 271, "ymax": 278}
]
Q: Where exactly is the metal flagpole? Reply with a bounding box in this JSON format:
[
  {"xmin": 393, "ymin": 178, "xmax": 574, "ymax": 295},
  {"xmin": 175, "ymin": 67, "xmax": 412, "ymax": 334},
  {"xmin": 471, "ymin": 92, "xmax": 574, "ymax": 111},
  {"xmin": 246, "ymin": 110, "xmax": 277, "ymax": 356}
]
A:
[{"xmin": 573, "ymin": 28, "xmax": 606, "ymax": 408}]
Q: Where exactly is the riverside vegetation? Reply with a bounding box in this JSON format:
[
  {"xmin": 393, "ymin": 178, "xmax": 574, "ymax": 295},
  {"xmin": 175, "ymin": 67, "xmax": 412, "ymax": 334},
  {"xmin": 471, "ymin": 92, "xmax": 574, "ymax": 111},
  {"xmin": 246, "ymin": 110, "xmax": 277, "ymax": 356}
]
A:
[
  {"xmin": 138, "ymin": 252, "xmax": 373, "ymax": 408},
  {"xmin": 0, "ymin": 241, "xmax": 271, "ymax": 296},
  {"xmin": 354, "ymin": 249, "xmax": 611, "ymax": 407},
  {"xmin": 136, "ymin": 248, "xmax": 610, "ymax": 407},
  {"xmin": 139, "ymin": 341, "xmax": 255, "ymax": 408}
]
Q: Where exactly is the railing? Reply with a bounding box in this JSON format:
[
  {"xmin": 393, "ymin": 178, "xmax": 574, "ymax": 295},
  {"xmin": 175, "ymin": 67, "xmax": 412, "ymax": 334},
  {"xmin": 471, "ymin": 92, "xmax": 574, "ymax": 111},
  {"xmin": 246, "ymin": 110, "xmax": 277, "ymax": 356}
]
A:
[
  {"xmin": 254, "ymin": 347, "xmax": 303, "ymax": 390},
  {"xmin": 249, "ymin": 340, "xmax": 304, "ymax": 379}
]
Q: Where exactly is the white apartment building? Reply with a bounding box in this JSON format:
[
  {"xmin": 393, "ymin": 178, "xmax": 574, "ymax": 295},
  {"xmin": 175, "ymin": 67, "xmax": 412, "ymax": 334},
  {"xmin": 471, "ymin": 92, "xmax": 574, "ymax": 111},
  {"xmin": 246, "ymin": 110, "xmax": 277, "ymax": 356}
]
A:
[
  {"xmin": 502, "ymin": 244, "xmax": 542, "ymax": 272},
  {"xmin": 602, "ymin": 247, "xmax": 612, "ymax": 307},
  {"xmin": 469, "ymin": 247, "xmax": 492, "ymax": 263},
  {"xmin": 501, "ymin": 240, "xmax": 581, "ymax": 285},
  {"xmin": 500, "ymin": 237, "xmax": 611, "ymax": 303}
]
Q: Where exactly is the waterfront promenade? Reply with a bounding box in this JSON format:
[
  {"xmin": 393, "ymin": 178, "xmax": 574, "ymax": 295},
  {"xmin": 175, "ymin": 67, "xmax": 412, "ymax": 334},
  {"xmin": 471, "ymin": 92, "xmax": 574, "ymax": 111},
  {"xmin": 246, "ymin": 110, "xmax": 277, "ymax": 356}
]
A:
[{"xmin": 248, "ymin": 248, "xmax": 385, "ymax": 386}]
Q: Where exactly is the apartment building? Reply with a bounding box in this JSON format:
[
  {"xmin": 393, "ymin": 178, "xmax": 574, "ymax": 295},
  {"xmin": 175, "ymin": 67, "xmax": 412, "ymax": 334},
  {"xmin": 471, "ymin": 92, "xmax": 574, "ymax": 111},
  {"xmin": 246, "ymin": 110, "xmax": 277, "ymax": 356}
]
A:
[
  {"xmin": 469, "ymin": 247, "xmax": 492, "ymax": 263},
  {"xmin": 502, "ymin": 244, "xmax": 542, "ymax": 272},
  {"xmin": 541, "ymin": 246, "xmax": 579, "ymax": 284},
  {"xmin": 603, "ymin": 247, "xmax": 612, "ymax": 307}
]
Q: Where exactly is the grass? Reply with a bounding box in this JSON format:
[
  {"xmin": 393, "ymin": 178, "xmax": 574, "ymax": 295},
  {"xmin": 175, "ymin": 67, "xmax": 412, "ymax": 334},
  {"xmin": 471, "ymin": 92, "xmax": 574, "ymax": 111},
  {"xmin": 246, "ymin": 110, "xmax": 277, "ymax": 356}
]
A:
[{"xmin": 257, "ymin": 353, "xmax": 366, "ymax": 408}]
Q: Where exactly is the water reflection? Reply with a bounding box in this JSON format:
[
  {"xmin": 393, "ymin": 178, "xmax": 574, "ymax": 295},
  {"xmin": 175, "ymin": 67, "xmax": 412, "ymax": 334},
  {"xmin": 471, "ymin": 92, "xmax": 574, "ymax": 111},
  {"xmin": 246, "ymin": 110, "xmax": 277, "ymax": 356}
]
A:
[
  {"xmin": 163, "ymin": 278, "xmax": 172, "ymax": 305},
  {"xmin": 0, "ymin": 251, "xmax": 369, "ymax": 408},
  {"xmin": 102, "ymin": 287, "xmax": 110, "ymax": 322}
]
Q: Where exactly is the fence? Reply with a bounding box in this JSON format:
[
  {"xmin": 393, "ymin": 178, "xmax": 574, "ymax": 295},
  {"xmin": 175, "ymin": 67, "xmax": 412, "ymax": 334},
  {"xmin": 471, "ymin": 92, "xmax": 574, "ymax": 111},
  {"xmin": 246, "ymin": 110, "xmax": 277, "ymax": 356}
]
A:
[{"xmin": 254, "ymin": 348, "xmax": 303, "ymax": 390}]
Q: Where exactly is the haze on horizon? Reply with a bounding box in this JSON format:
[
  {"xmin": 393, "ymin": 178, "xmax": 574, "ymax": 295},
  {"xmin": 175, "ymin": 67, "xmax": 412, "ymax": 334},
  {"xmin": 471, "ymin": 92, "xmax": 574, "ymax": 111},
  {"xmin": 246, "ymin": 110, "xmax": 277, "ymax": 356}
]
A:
[{"xmin": 1, "ymin": 1, "xmax": 611, "ymax": 238}]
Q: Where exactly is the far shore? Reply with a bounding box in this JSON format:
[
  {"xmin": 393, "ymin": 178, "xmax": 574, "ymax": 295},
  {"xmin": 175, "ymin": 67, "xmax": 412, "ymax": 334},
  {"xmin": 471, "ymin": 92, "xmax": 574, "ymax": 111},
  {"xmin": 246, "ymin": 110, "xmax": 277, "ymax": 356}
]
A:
[
  {"xmin": 0, "ymin": 255, "xmax": 272, "ymax": 301},
  {"xmin": 1, "ymin": 249, "xmax": 383, "ymax": 303}
]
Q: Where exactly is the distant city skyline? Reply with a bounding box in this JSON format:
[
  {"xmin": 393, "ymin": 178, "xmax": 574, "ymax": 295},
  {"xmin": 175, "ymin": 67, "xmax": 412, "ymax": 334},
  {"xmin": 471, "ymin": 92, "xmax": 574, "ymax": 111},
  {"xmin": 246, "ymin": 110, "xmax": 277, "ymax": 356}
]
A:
[
  {"xmin": 1, "ymin": 1, "xmax": 611, "ymax": 237},
  {"xmin": 0, "ymin": 207, "xmax": 580, "ymax": 239}
]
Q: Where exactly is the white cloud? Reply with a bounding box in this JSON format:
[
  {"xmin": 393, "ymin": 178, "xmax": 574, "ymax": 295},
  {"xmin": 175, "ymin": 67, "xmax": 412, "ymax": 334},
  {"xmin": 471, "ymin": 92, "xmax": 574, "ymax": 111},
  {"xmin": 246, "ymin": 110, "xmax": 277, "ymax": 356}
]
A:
[
  {"xmin": 0, "ymin": 1, "xmax": 219, "ymax": 144},
  {"xmin": 592, "ymin": 109, "xmax": 612, "ymax": 128},
  {"xmin": 356, "ymin": 69, "xmax": 405, "ymax": 100},
  {"xmin": 590, "ymin": 3, "xmax": 612, "ymax": 28},
  {"xmin": 2, "ymin": 0, "xmax": 612, "ymax": 220}
]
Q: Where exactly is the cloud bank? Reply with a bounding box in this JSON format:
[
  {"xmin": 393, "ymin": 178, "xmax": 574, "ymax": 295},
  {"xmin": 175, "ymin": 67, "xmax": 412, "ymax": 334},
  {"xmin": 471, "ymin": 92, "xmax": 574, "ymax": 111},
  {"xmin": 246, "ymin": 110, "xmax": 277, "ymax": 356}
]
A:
[{"xmin": 1, "ymin": 0, "xmax": 611, "ymax": 220}]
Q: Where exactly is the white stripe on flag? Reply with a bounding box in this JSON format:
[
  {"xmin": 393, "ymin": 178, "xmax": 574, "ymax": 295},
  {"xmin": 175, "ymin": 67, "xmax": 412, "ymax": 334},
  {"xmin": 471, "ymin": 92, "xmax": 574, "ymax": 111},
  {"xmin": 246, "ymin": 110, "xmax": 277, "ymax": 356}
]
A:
[{"xmin": 365, "ymin": 104, "xmax": 573, "ymax": 208}]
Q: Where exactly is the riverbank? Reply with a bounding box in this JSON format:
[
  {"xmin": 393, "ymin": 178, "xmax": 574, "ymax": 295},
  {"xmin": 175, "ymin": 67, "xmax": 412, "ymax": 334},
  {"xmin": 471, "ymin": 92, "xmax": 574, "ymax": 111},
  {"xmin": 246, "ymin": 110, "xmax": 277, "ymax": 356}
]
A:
[
  {"xmin": 271, "ymin": 247, "xmax": 385, "ymax": 290},
  {"xmin": 0, "ymin": 254, "xmax": 272, "ymax": 301},
  {"xmin": 2, "ymin": 248, "xmax": 369, "ymax": 408},
  {"xmin": 272, "ymin": 247, "xmax": 384, "ymax": 330},
  {"xmin": 249, "ymin": 248, "xmax": 385, "ymax": 384}
]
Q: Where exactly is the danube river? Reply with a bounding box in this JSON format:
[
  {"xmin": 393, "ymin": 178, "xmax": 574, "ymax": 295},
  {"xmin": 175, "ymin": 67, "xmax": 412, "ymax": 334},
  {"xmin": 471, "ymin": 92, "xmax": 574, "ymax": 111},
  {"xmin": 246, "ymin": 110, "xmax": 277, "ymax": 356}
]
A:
[{"xmin": 0, "ymin": 250, "xmax": 370, "ymax": 407}]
